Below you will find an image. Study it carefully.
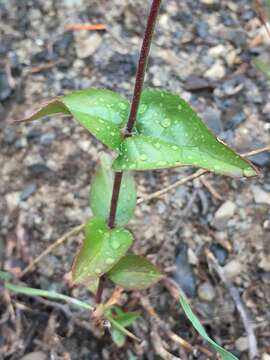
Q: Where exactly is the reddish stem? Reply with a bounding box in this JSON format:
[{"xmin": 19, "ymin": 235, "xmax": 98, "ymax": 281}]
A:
[
  {"xmin": 107, "ymin": 0, "xmax": 162, "ymax": 230},
  {"xmin": 97, "ymin": 0, "xmax": 161, "ymax": 305}
]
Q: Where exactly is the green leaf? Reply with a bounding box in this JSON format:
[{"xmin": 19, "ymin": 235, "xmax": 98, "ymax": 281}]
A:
[
  {"xmin": 105, "ymin": 306, "xmax": 139, "ymax": 347},
  {"xmin": 254, "ymin": 58, "xmax": 270, "ymax": 80},
  {"xmin": 179, "ymin": 294, "xmax": 238, "ymax": 360},
  {"xmin": 90, "ymin": 153, "xmax": 137, "ymax": 226},
  {"xmin": 87, "ymin": 278, "xmax": 99, "ymax": 295},
  {"xmin": 108, "ymin": 254, "xmax": 163, "ymax": 290},
  {"xmin": 72, "ymin": 218, "xmax": 133, "ymax": 285},
  {"xmin": 18, "ymin": 89, "xmax": 130, "ymax": 150},
  {"xmin": 111, "ymin": 326, "xmax": 126, "ymax": 347},
  {"xmin": 113, "ymin": 89, "xmax": 256, "ymax": 177}
]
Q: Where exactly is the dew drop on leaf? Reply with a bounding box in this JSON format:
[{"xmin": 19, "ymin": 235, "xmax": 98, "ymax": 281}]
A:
[
  {"xmin": 119, "ymin": 102, "xmax": 127, "ymax": 110},
  {"xmin": 139, "ymin": 104, "xmax": 147, "ymax": 114},
  {"xmin": 161, "ymin": 118, "xmax": 171, "ymax": 128},
  {"xmin": 105, "ymin": 258, "xmax": 115, "ymax": 265},
  {"xmin": 140, "ymin": 154, "xmax": 148, "ymax": 161},
  {"xmin": 111, "ymin": 240, "xmax": 120, "ymax": 250},
  {"xmin": 178, "ymin": 104, "xmax": 183, "ymax": 110}
]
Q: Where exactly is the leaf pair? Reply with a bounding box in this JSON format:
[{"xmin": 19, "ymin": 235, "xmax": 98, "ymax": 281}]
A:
[
  {"xmin": 18, "ymin": 88, "xmax": 256, "ymax": 177},
  {"xmin": 105, "ymin": 306, "xmax": 139, "ymax": 347},
  {"xmin": 72, "ymin": 218, "xmax": 163, "ymax": 291}
]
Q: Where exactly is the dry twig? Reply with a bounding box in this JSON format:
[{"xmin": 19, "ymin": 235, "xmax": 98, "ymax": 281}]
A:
[
  {"xmin": 206, "ymin": 250, "xmax": 258, "ymax": 360},
  {"xmin": 140, "ymin": 295, "xmax": 213, "ymax": 358},
  {"xmin": 64, "ymin": 23, "xmax": 106, "ymax": 31}
]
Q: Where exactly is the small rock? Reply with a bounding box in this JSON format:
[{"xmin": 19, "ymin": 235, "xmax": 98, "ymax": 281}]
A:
[
  {"xmin": 196, "ymin": 21, "xmax": 208, "ymax": 39},
  {"xmin": 0, "ymin": 71, "xmax": 12, "ymax": 101},
  {"xmin": 4, "ymin": 127, "xmax": 17, "ymax": 145},
  {"xmin": 224, "ymin": 259, "xmax": 243, "ymax": 279},
  {"xmin": 210, "ymin": 244, "xmax": 227, "ymax": 265},
  {"xmin": 212, "ymin": 200, "xmax": 236, "ymax": 230},
  {"xmin": 21, "ymin": 351, "xmax": 47, "ymax": 360},
  {"xmin": 184, "ymin": 75, "xmax": 214, "ymax": 92},
  {"xmin": 40, "ymin": 132, "xmax": 56, "ymax": 146},
  {"xmin": 259, "ymin": 254, "xmax": 270, "ymax": 271},
  {"xmin": 5, "ymin": 192, "xmax": 20, "ymax": 211},
  {"xmin": 235, "ymin": 337, "xmax": 248, "ymax": 352},
  {"xmin": 222, "ymin": 29, "xmax": 247, "ymax": 47},
  {"xmin": 20, "ymin": 183, "xmax": 37, "ymax": 200},
  {"xmin": 201, "ymin": 108, "xmax": 223, "ymax": 134},
  {"xmin": 157, "ymin": 200, "xmax": 166, "ymax": 214},
  {"xmin": 208, "ymin": 44, "xmax": 226, "ymax": 58},
  {"xmin": 173, "ymin": 243, "xmax": 196, "ymax": 297},
  {"xmin": 75, "ymin": 32, "xmax": 102, "ymax": 59},
  {"xmin": 53, "ymin": 32, "xmax": 73, "ymax": 55},
  {"xmin": 205, "ymin": 62, "xmax": 226, "ymax": 80},
  {"xmin": 29, "ymin": 163, "xmax": 50, "ymax": 175},
  {"xmin": 201, "ymin": 0, "xmax": 218, "ymax": 4},
  {"xmin": 251, "ymin": 186, "xmax": 270, "ymax": 205},
  {"xmin": 198, "ymin": 282, "xmax": 216, "ymax": 302},
  {"xmin": 248, "ymin": 152, "xmax": 270, "ymax": 168}
]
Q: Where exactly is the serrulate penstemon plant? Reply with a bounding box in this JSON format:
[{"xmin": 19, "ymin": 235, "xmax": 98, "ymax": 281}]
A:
[{"xmin": 16, "ymin": 0, "xmax": 257, "ymax": 357}]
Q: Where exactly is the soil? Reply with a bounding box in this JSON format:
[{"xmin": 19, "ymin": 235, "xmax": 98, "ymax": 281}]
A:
[{"xmin": 0, "ymin": 0, "xmax": 270, "ymax": 359}]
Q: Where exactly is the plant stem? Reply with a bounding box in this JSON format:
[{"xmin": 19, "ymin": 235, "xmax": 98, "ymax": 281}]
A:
[
  {"xmin": 3, "ymin": 281, "xmax": 93, "ymax": 311},
  {"xmin": 107, "ymin": 0, "xmax": 162, "ymax": 230},
  {"xmin": 98, "ymin": 0, "xmax": 161, "ymax": 305}
]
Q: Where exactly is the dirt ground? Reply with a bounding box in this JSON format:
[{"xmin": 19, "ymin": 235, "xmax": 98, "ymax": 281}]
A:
[{"xmin": 1, "ymin": 0, "xmax": 270, "ymax": 359}]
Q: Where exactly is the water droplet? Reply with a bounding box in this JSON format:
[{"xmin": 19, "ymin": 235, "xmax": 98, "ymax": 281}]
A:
[
  {"xmin": 95, "ymin": 268, "xmax": 102, "ymax": 275},
  {"xmin": 140, "ymin": 154, "xmax": 147, "ymax": 161},
  {"xmin": 178, "ymin": 104, "xmax": 183, "ymax": 110},
  {"xmin": 139, "ymin": 104, "xmax": 147, "ymax": 114},
  {"xmin": 111, "ymin": 240, "xmax": 120, "ymax": 250},
  {"xmin": 105, "ymin": 258, "xmax": 115, "ymax": 265},
  {"xmin": 172, "ymin": 145, "xmax": 178, "ymax": 150},
  {"xmin": 119, "ymin": 102, "xmax": 127, "ymax": 110},
  {"xmin": 161, "ymin": 118, "xmax": 171, "ymax": 128}
]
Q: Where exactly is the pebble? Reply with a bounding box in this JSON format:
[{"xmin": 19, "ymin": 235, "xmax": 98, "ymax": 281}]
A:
[
  {"xmin": 212, "ymin": 200, "xmax": 236, "ymax": 230},
  {"xmin": 251, "ymin": 186, "xmax": 270, "ymax": 205},
  {"xmin": 184, "ymin": 75, "xmax": 213, "ymax": 92},
  {"xmin": 29, "ymin": 163, "xmax": 50, "ymax": 175},
  {"xmin": 235, "ymin": 337, "xmax": 248, "ymax": 352},
  {"xmin": 198, "ymin": 282, "xmax": 216, "ymax": 302},
  {"xmin": 201, "ymin": 108, "xmax": 223, "ymax": 134},
  {"xmin": 248, "ymin": 152, "xmax": 270, "ymax": 168},
  {"xmin": 75, "ymin": 32, "xmax": 102, "ymax": 59},
  {"xmin": 3, "ymin": 127, "xmax": 17, "ymax": 145},
  {"xmin": 40, "ymin": 132, "xmax": 56, "ymax": 146},
  {"xmin": 53, "ymin": 32, "xmax": 73, "ymax": 55},
  {"xmin": 224, "ymin": 259, "xmax": 243, "ymax": 279},
  {"xmin": 196, "ymin": 21, "xmax": 209, "ymax": 39},
  {"xmin": 0, "ymin": 71, "xmax": 12, "ymax": 101},
  {"xmin": 5, "ymin": 192, "xmax": 20, "ymax": 211},
  {"xmin": 210, "ymin": 244, "xmax": 227, "ymax": 265},
  {"xmin": 201, "ymin": 0, "xmax": 218, "ymax": 4},
  {"xmin": 21, "ymin": 352, "xmax": 47, "ymax": 360},
  {"xmin": 20, "ymin": 183, "xmax": 37, "ymax": 200},
  {"xmin": 173, "ymin": 243, "xmax": 196, "ymax": 298},
  {"xmin": 205, "ymin": 62, "xmax": 226, "ymax": 80}
]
